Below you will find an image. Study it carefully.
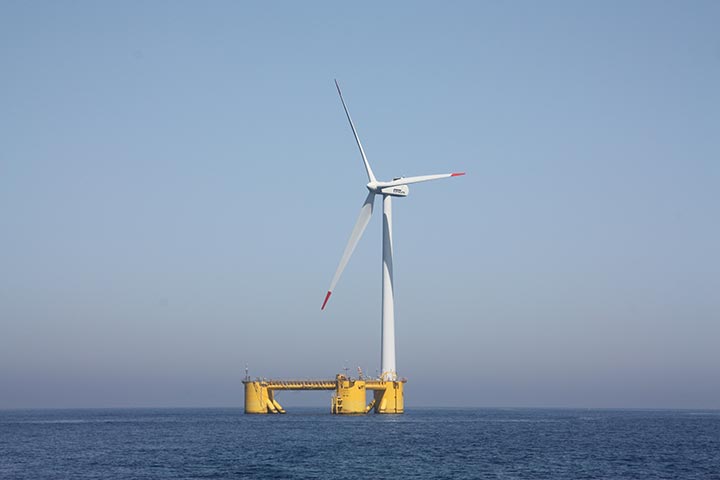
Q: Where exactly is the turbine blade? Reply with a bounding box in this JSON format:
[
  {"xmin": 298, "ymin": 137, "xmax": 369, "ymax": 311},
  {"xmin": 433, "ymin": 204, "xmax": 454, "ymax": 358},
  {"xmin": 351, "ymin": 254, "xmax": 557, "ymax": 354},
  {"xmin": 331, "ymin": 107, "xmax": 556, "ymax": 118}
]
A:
[
  {"xmin": 381, "ymin": 172, "xmax": 465, "ymax": 188},
  {"xmin": 322, "ymin": 191, "xmax": 376, "ymax": 310},
  {"xmin": 335, "ymin": 80, "xmax": 377, "ymax": 183}
]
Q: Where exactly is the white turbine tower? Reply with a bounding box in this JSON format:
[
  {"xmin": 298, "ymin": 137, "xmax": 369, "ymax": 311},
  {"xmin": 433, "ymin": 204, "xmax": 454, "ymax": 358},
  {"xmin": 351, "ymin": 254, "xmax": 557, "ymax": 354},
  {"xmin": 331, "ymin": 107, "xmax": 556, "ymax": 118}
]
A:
[{"xmin": 322, "ymin": 80, "xmax": 465, "ymax": 381}]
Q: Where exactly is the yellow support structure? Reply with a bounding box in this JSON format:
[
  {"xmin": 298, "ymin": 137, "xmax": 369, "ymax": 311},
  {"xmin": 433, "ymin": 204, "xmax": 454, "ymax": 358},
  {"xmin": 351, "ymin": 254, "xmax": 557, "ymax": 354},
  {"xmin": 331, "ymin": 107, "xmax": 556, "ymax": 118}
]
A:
[
  {"xmin": 369, "ymin": 380, "xmax": 404, "ymax": 414},
  {"xmin": 243, "ymin": 375, "xmax": 405, "ymax": 414},
  {"xmin": 244, "ymin": 380, "xmax": 270, "ymax": 414},
  {"xmin": 331, "ymin": 375, "xmax": 368, "ymax": 414},
  {"xmin": 243, "ymin": 381, "xmax": 286, "ymax": 414}
]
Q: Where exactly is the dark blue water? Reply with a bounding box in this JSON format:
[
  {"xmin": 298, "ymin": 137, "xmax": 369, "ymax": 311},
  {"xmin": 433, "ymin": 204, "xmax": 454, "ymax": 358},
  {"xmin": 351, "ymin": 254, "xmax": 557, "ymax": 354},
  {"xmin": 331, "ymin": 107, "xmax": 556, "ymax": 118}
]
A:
[{"xmin": 1, "ymin": 408, "xmax": 719, "ymax": 479}]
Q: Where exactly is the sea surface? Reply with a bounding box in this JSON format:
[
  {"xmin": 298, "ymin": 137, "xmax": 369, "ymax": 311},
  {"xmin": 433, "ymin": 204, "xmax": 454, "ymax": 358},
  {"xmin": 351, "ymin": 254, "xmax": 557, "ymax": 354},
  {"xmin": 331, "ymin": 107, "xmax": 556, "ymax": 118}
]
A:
[{"xmin": 1, "ymin": 407, "xmax": 719, "ymax": 479}]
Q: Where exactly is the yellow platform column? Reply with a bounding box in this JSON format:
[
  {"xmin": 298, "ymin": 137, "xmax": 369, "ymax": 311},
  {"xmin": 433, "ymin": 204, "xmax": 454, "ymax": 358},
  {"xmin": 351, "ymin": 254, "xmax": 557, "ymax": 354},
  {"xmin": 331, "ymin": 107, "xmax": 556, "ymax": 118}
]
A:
[
  {"xmin": 373, "ymin": 381, "xmax": 404, "ymax": 414},
  {"xmin": 331, "ymin": 375, "xmax": 368, "ymax": 414},
  {"xmin": 244, "ymin": 381, "xmax": 271, "ymax": 414}
]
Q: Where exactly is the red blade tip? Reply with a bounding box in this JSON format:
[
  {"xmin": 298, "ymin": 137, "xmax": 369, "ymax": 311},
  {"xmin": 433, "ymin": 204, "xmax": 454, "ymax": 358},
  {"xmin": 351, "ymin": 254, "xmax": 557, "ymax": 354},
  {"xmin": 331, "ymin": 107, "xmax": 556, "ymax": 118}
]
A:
[
  {"xmin": 321, "ymin": 291, "xmax": 332, "ymax": 310},
  {"xmin": 451, "ymin": 172, "xmax": 466, "ymax": 177}
]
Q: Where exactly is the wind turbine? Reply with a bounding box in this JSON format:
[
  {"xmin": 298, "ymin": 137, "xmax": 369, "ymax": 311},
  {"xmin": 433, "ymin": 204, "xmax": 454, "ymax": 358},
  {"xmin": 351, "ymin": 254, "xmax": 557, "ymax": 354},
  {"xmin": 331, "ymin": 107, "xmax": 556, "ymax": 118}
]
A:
[{"xmin": 322, "ymin": 80, "xmax": 465, "ymax": 381}]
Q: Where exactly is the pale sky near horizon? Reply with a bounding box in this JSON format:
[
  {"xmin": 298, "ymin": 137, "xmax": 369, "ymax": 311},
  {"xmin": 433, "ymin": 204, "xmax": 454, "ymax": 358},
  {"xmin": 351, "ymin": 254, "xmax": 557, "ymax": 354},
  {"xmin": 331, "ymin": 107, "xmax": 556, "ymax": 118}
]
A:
[{"xmin": 1, "ymin": 1, "xmax": 719, "ymax": 409}]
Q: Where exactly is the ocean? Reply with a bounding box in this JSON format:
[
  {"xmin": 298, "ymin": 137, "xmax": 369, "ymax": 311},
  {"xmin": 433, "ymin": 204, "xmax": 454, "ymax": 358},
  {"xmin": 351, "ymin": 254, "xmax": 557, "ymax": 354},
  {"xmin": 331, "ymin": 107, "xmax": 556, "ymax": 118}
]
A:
[{"xmin": 1, "ymin": 408, "xmax": 718, "ymax": 479}]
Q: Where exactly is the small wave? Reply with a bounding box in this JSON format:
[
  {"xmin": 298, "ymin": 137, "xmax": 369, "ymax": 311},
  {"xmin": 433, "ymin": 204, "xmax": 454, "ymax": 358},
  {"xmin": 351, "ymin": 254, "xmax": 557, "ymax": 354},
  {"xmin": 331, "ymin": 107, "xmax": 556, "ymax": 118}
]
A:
[{"xmin": 14, "ymin": 419, "xmax": 91, "ymax": 424}]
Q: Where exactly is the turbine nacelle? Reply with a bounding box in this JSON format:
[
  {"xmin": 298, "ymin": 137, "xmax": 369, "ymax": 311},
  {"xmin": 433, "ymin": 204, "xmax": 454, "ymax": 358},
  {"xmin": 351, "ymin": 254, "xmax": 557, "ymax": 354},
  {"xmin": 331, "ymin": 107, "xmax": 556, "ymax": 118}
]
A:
[
  {"xmin": 381, "ymin": 185, "xmax": 409, "ymax": 197},
  {"xmin": 367, "ymin": 182, "xmax": 409, "ymax": 197}
]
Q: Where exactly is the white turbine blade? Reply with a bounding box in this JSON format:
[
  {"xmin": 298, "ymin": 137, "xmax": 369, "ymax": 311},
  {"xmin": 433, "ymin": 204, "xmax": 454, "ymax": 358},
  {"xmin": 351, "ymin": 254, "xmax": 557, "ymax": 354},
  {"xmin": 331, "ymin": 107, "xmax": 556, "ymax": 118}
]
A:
[
  {"xmin": 335, "ymin": 79, "xmax": 377, "ymax": 183},
  {"xmin": 322, "ymin": 191, "xmax": 376, "ymax": 310},
  {"xmin": 381, "ymin": 172, "xmax": 465, "ymax": 188}
]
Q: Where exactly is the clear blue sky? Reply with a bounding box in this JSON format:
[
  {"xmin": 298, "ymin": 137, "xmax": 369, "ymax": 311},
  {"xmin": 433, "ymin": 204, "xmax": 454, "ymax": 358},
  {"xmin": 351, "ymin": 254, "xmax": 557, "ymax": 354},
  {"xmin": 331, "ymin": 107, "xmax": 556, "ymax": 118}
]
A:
[{"xmin": 1, "ymin": 1, "xmax": 718, "ymax": 409}]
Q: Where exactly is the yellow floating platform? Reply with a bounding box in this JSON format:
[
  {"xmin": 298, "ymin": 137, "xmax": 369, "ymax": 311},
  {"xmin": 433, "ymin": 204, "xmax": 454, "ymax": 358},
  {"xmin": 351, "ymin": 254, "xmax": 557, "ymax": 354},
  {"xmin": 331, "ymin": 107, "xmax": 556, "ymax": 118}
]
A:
[{"xmin": 243, "ymin": 374, "xmax": 405, "ymax": 414}]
